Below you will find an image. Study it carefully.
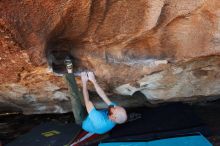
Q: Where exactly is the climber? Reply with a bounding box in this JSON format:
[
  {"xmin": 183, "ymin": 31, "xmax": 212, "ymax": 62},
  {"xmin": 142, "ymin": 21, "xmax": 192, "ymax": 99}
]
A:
[
  {"xmin": 64, "ymin": 56, "xmax": 127, "ymax": 134},
  {"xmin": 81, "ymin": 71, "xmax": 127, "ymax": 134}
]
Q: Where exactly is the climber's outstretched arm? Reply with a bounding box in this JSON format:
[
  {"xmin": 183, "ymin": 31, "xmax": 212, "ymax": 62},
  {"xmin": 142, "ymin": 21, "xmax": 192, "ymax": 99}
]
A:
[
  {"xmin": 81, "ymin": 72, "xmax": 94, "ymax": 113},
  {"xmin": 88, "ymin": 72, "xmax": 112, "ymax": 106}
]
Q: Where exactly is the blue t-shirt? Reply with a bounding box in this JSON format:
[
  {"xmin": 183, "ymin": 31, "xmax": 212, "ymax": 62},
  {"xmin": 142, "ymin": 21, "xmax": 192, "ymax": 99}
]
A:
[{"xmin": 82, "ymin": 103, "xmax": 116, "ymax": 134}]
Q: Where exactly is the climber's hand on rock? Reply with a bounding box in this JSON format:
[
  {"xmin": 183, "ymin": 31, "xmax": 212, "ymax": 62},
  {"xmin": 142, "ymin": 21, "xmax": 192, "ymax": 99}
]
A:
[
  {"xmin": 81, "ymin": 72, "xmax": 88, "ymax": 84},
  {"xmin": 88, "ymin": 72, "xmax": 96, "ymax": 82}
]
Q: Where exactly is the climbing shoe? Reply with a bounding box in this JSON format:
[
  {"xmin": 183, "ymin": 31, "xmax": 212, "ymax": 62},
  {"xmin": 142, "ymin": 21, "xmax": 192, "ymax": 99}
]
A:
[{"xmin": 64, "ymin": 56, "xmax": 73, "ymax": 73}]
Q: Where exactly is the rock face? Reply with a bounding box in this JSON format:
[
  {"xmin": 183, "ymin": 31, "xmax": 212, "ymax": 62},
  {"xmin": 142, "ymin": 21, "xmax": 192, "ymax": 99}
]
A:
[{"xmin": 0, "ymin": 0, "xmax": 220, "ymax": 114}]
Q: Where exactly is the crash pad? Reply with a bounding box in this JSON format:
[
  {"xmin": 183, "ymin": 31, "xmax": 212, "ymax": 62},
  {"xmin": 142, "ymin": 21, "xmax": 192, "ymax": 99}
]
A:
[
  {"xmin": 6, "ymin": 122, "xmax": 81, "ymax": 146},
  {"xmin": 107, "ymin": 103, "xmax": 210, "ymax": 141},
  {"xmin": 99, "ymin": 134, "xmax": 212, "ymax": 146}
]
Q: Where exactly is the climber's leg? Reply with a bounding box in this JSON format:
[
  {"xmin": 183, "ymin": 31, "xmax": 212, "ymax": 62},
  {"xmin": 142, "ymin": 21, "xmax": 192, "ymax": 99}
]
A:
[{"xmin": 64, "ymin": 73, "xmax": 86, "ymax": 125}]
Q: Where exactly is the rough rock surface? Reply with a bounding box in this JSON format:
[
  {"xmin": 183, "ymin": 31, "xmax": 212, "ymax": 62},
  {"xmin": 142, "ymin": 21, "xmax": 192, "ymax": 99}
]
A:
[{"xmin": 0, "ymin": 0, "xmax": 220, "ymax": 114}]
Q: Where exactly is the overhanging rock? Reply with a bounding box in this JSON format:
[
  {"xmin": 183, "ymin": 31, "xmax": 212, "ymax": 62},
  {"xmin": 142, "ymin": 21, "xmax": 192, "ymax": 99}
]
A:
[{"xmin": 0, "ymin": 0, "xmax": 220, "ymax": 114}]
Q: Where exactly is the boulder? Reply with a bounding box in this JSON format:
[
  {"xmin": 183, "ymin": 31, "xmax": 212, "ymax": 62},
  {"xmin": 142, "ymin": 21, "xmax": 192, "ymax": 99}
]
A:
[{"xmin": 0, "ymin": 0, "xmax": 220, "ymax": 114}]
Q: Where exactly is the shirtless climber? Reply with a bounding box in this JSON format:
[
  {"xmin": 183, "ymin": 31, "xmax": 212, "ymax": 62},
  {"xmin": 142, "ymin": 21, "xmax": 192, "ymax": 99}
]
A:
[{"xmin": 64, "ymin": 57, "xmax": 127, "ymax": 134}]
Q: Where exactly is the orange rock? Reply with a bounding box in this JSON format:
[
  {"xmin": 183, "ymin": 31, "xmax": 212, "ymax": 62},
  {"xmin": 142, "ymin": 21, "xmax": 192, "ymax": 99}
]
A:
[{"xmin": 0, "ymin": 0, "xmax": 220, "ymax": 113}]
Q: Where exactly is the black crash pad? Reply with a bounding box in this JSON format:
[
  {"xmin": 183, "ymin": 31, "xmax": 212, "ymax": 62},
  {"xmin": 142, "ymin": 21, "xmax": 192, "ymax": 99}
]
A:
[
  {"xmin": 6, "ymin": 122, "xmax": 81, "ymax": 146},
  {"xmin": 106, "ymin": 103, "xmax": 211, "ymax": 142}
]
